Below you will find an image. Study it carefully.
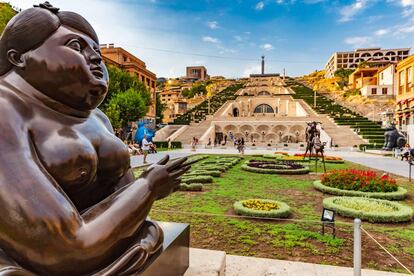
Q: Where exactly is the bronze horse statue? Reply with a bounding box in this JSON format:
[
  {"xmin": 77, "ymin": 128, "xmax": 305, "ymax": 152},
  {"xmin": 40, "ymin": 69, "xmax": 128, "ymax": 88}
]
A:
[{"xmin": 303, "ymin": 121, "xmax": 326, "ymax": 173}]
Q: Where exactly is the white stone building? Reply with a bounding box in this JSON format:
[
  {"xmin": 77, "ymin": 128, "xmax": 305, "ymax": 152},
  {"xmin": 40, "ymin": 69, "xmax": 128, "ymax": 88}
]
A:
[{"xmin": 325, "ymin": 48, "xmax": 410, "ymax": 78}]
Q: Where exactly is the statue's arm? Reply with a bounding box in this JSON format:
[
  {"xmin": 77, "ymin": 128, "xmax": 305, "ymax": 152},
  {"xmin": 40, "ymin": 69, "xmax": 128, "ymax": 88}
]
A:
[{"xmin": 0, "ymin": 105, "xmax": 187, "ymax": 274}]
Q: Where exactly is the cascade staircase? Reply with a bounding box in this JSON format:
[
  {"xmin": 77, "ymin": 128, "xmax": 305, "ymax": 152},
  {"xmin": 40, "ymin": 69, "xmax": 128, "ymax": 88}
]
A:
[
  {"xmin": 171, "ymin": 83, "xmax": 244, "ymax": 144},
  {"xmin": 297, "ymin": 99, "xmax": 367, "ymax": 147},
  {"xmin": 287, "ymin": 79, "xmax": 384, "ymax": 149},
  {"xmin": 171, "ymin": 83, "xmax": 243, "ymax": 125}
]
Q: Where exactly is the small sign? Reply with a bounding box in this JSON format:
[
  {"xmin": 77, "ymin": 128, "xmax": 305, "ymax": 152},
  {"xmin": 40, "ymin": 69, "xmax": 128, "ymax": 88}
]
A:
[
  {"xmin": 321, "ymin": 208, "xmax": 336, "ymax": 238},
  {"xmin": 321, "ymin": 208, "xmax": 335, "ymax": 223}
]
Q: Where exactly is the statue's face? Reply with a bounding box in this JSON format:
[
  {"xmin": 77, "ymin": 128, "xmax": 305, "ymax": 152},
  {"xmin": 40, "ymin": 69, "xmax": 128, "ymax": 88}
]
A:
[{"xmin": 20, "ymin": 26, "xmax": 108, "ymax": 111}]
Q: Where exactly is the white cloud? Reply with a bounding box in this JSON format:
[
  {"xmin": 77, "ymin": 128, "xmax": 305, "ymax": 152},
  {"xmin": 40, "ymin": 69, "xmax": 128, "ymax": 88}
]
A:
[
  {"xmin": 206, "ymin": 21, "xmax": 219, "ymax": 29},
  {"xmin": 399, "ymin": 24, "xmax": 414, "ymax": 33},
  {"xmin": 217, "ymin": 46, "xmax": 237, "ymax": 54},
  {"xmin": 390, "ymin": 0, "xmax": 414, "ymax": 15},
  {"xmin": 261, "ymin": 43, "xmax": 274, "ymax": 51},
  {"xmin": 234, "ymin": 35, "xmax": 243, "ymax": 41},
  {"xmin": 344, "ymin": 36, "xmax": 374, "ymax": 48},
  {"xmin": 243, "ymin": 65, "xmax": 261, "ymax": 76},
  {"xmin": 256, "ymin": 1, "xmax": 265, "ymax": 10},
  {"xmin": 374, "ymin": 28, "xmax": 389, "ymax": 36},
  {"xmin": 339, "ymin": 0, "xmax": 370, "ymax": 23},
  {"xmin": 202, "ymin": 36, "xmax": 220, "ymax": 43},
  {"xmin": 276, "ymin": 0, "xmax": 284, "ymax": 4},
  {"xmin": 304, "ymin": 0, "xmax": 325, "ymax": 3}
]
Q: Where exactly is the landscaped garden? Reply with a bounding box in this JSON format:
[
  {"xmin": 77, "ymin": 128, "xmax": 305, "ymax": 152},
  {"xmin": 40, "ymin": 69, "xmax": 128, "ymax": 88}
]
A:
[{"xmin": 134, "ymin": 154, "xmax": 414, "ymax": 273}]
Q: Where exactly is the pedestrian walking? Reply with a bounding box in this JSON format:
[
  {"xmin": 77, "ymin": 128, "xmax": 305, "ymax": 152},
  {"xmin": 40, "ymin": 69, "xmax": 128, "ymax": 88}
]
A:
[{"xmin": 142, "ymin": 134, "xmax": 150, "ymax": 164}]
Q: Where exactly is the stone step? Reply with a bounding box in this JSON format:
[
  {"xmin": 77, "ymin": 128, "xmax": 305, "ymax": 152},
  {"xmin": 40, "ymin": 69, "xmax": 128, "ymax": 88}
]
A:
[{"xmin": 184, "ymin": 248, "xmax": 226, "ymax": 276}]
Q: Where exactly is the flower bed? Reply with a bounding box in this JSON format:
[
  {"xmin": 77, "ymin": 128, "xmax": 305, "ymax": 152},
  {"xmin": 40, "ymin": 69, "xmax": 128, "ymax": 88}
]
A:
[
  {"xmin": 320, "ymin": 170, "xmax": 399, "ymax": 193},
  {"xmin": 274, "ymin": 152, "xmax": 288, "ymax": 155},
  {"xmin": 234, "ymin": 199, "xmax": 291, "ymax": 218},
  {"xmin": 313, "ymin": 180, "xmax": 407, "ymax": 200},
  {"xmin": 323, "ymin": 197, "xmax": 413, "ymax": 223},
  {"xmin": 241, "ymin": 160, "xmax": 309, "ymax": 175},
  {"xmin": 313, "ymin": 181, "xmax": 407, "ymax": 200},
  {"xmin": 293, "ymin": 153, "xmax": 344, "ymax": 163}
]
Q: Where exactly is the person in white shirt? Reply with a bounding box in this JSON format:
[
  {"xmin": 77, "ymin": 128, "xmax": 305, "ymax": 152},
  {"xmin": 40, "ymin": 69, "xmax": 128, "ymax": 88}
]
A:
[{"xmin": 142, "ymin": 134, "xmax": 151, "ymax": 164}]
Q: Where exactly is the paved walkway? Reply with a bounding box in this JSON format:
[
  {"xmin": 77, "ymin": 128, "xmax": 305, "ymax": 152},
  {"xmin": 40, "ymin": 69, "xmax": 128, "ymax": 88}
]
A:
[
  {"xmin": 185, "ymin": 248, "xmax": 407, "ymax": 276},
  {"xmin": 131, "ymin": 147, "xmax": 412, "ymax": 179}
]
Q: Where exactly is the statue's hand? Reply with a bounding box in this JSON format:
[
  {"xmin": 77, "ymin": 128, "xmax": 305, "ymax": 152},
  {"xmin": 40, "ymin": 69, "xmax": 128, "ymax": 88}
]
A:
[{"xmin": 143, "ymin": 156, "xmax": 190, "ymax": 200}]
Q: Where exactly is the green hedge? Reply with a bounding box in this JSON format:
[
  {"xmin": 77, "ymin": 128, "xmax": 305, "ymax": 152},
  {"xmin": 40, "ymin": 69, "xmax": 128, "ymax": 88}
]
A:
[
  {"xmin": 179, "ymin": 183, "xmax": 203, "ymax": 191},
  {"xmin": 195, "ymin": 165, "xmax": 227, "ymax": 172},
  {"xmin": 234, "ymin": 199, "xmax": 291, "ymax": 218},
  {"xmin": 187, "ymin": 170, "xmax": 222, "ymax": 177},
  {"xmin": 313, "ymin": 181, "xmax": 407, "ymax": 200},
  {"xmin": 181, "ymin": 175, "xmax": 213, "ymax": 184},
  {"xmin": 153, "ymin": 141, "xmax": 182, "ymax": 149},
  {"xmin": 241, "ymin": 164, "xmax": 310, "ymax": 175},
  {"xmin": 323, "ymin": 197, "xmax": 413, "ymax": 223}
]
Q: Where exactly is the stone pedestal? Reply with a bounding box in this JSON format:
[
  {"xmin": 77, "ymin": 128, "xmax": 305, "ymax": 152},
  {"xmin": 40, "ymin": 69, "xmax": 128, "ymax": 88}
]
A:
[{"xmin": 141, "ymin": 222, "xmax": 190, "ymax": 276}]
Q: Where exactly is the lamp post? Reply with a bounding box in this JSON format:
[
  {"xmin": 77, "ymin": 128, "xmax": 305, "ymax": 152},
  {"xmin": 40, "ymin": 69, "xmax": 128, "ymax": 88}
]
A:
[{"xmin": 313, "ymin": 84, "xmax": 318, "ymax": 108}]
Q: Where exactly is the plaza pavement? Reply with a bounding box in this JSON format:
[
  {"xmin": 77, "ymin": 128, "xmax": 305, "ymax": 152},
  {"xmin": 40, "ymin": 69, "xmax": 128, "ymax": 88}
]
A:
[
  {"xmin": 131, "ymin": 147, "xmax": 413, "ymax": 179},
  {"xmin": 185, "ymin": 248, "xmax": 407, "ymax": 276}
]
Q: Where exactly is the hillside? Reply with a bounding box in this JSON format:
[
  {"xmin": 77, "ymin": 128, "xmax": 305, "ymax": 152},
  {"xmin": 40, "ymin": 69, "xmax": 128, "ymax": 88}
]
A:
[
  {"xmin": 0, "ymin": 2, "xmax": 17, "ymax": 34},
  {"xmin": 298, "ymin": 70, "xmax": 395, "ymax": 121}
]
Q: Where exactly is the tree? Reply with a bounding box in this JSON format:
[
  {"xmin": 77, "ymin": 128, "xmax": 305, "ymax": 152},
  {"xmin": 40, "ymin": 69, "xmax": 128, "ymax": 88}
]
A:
[
  {"xmin": 104, "ymin": 102, "xmax": 122, "ymax": 129},
  {"xmin": 334, "ymin": 68, "xmax": 354, "ymax": 89},
  {"xmin": 100, "ymin": 65, "xmax": 152, "ymax": 128},
  {"xmin": 102, "ymin": 65, "xmax": 151, "ymax": 107},
  {"xmin": 181, "ymin": 88, "xmax": 191, "ymax": 98},
  {"xmin": 155, "ymin": 93, "xmax": 165, "ymax": 124},
  {"xmin": 103, "ymin": 88, "xmax": 148, "ymax": 128},
  {"xmin": 0, "ymin": 3, "xmax": 17, "ymax": 33}
]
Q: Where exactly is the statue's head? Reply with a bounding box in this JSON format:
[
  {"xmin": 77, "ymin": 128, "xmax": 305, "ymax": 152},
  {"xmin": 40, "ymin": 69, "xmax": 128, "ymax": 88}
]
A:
[{"xmin": 0, "ymin": 2, "xmax": 108, "ymax": 111}]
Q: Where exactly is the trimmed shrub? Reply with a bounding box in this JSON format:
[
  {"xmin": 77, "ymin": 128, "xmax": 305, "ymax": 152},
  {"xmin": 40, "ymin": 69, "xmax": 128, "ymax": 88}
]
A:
[
  {"xmin": 153, "ymin": 141, "xmax": 182, "ymax": 149},
  {"xmin": 323, "ymin": 197, "xmax": 413, "ymax": 223},
  {"xmin": 314, "ymin": 181, "xmax": 407, "ymax": 200},
  {"xmin": 179, "ymin": 183, "xmax": 203, "ymax": 191},
  {"xmin": 234, "ymin": 199, "xmax": 291, "ymax": 218},
  {"xmin": 187, "ymin": 170, "xmax": 221, "ymax": 177},
  {"xmin": 181, "ymin": 175, "xmax": 213, "ymax": 184}
]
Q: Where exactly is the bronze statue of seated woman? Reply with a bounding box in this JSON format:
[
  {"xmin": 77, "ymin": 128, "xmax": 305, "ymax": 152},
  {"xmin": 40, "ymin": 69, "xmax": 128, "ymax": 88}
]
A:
[{"xmin": 0, "ymin": 2, "xmax": 189, "ymax": 275}]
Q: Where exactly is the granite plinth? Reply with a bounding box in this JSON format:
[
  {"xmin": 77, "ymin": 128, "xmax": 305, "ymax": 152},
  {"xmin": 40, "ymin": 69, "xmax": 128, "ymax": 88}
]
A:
[{"xmin": 140, "ymin": 222, "xmax": 189, "ymax": 276}]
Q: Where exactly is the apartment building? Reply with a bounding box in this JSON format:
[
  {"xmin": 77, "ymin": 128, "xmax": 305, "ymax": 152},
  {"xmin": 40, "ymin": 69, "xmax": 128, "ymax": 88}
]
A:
[
  {"xmin": 325, "ymin": 47, "xmax": 410, "ymax": 78},
  {"xmin": 100, "ymin": 44, "xmax": 157, "ymax": 122},
  {"xmin": 186, "ymin": 66, "xmax": 209, "ymax": 81},
  {"xmin": 395, "ymin": 54, "xmax": 414, "ymax": 144}
]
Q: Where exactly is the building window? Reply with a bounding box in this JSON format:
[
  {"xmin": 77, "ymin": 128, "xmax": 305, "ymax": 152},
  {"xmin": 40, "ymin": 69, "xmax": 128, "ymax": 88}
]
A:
[
  {"xmin": 382, "ymin": 88, "xmax": 387, "ymax": 95},
  {"xmin": 254, "ymin": 104, "xmax": 274, "ymax": 113},
  {"xmin": 400, "ymin": 71, "xmax": 405, "ymax": 85},
  {"xmin": 371, "ymin": 88, "xmax": 377, "ymax": 95},
  {"xmin": 408, "ymin": 67, "xmax": 412, "ymax": 86},
  {"xmin": 381, "ymin": 72, "xmax": 384, "ymax": 81}
]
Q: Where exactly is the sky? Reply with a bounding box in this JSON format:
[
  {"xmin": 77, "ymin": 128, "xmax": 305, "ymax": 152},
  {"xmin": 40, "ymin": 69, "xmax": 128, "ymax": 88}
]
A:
[{"xmin": 6, "ymin": 0, "xmax": 414, "ymax": 78}]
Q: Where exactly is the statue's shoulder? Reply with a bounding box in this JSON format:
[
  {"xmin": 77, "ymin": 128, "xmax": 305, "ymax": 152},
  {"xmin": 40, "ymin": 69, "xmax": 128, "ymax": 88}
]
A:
[
  {"xmin": 92, "ymin": 108, "xmax": 114, "ymax": 132},
  {"xmin": 0, "ymin": 83, "xmax": 30, "ymax": 120}
]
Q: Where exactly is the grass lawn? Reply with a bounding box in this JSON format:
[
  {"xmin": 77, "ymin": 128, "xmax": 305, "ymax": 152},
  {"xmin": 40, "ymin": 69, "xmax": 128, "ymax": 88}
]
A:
[{"xmin": 135, "ymin": 154, "xmax": 414, "ymax": 274}]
